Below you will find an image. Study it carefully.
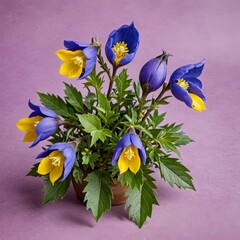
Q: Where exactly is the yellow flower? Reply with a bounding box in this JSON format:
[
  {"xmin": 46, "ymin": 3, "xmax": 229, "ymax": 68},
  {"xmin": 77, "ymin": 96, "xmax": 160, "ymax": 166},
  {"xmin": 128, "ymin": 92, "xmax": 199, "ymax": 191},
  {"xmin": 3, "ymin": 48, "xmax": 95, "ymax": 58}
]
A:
[
  {"xmin": 38, "ymin": 150, "xmax": 65, "ymax": 185},
  {"xmin": 16, "ymin": 116, "xmax": 43, "ymax": 142},
  {"xmin": 56, "ymin": 40, "xmax": 97, "ymax": 79}
]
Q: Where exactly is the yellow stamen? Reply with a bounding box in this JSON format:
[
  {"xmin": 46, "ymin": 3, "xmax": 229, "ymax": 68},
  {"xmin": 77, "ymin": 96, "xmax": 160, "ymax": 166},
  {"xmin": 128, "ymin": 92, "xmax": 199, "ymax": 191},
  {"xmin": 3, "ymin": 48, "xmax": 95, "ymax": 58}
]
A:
[
  {"xmin": 34, "ymin": 121, "xmax": 40, "ymax": 127},
  {"xmin": 177, "ymin": 78, "xmax": 189, "ymax": 89},
  {"xmin": 112, "ymin": 41, "xmax": 129, "ymax": 65},
  {"xmin": 124, "ymin": 146, "xmax": 135, "ymax": 160}
]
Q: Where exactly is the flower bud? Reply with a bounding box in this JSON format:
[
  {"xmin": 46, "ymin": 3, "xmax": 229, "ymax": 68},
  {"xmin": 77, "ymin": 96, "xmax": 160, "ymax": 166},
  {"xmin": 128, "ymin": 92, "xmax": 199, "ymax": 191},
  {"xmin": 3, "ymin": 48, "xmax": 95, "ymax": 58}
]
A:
[{"xmin": 139, "ymin": 51, "xmax": 170, "ymax": 96}]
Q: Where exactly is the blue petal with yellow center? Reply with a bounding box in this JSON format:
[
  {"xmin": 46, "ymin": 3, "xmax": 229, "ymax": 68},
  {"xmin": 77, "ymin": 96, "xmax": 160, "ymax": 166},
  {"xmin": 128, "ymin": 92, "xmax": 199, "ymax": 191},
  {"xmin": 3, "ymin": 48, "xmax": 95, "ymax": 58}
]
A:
[
  {"xmin": 170, "ymin": 60, "xmax": 206, "ymax": 112},
  {"xmin": 56, "ymin": 40, "xmax": 97, "ymax": 80},
  {"xmin": 112, "ymin": 133, "xmax": 146, "ymax": 174},
  {"xmin": 16, "ymin": 100, "xmax": 59, "ymax": 147},
  {"xmin": 105, "ymin": 22, "xmax": 139, "ymax": 66},
  {"xmin": 36, "ymin": 143, "xmax": 76, "ymax": 185}
]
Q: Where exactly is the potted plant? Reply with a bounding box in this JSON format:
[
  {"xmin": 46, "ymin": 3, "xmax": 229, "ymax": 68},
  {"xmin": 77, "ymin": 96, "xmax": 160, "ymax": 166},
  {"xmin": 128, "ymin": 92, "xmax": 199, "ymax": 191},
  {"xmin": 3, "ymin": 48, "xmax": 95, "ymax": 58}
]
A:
[{"xmin": 16, "ymin": 22, "xmax": 206, "ymax": 228}]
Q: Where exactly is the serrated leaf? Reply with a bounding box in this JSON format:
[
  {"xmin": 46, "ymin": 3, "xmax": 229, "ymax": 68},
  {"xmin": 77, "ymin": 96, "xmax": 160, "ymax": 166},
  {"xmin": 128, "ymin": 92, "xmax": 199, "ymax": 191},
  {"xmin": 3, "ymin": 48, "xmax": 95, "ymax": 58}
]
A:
[
  {"xmin": 90, "ymin": 129, "xmax": 112, "ymax": 146},
  {"xmin": 148, "ymin": 111, "xmax": 166, "ymax": 128},
  {"xmin": 37, "ymin": 92, "xmax": 76, "ymax": 119},
  {"xmin": 126, "ymin": 168, "xmax": 159, "ymax": 228},
  {"xmin": 174, "ymin": 132, "xmax": 194, "ymax": 147},
  {"xmin": 43, "ymin": 175, "xmax": 71, "ymax": 204},
  {"xmin": 115, "ymin": 69, "xmax": 132, "ymax": 103},
  {"xmin": 77, "ymin": 114, "xmax": 101, "ymax": 133},
  {"xmin": 26, "ymin": 163, "xmax": 41, "ymax": 177},
  {"xmin": 64, "ymin": 83, "xmax": 84, "ymax": 112},
  {"xmin": 118, "ymin": 169, "xmax": 143, "ymax": 190},
  {"xmin": 83, "ymin": 169, "xmax": 113, "ymax": 221},
  {"xmin": 158, "ymin": 156, "xmax": 195, "ymax": 190}
]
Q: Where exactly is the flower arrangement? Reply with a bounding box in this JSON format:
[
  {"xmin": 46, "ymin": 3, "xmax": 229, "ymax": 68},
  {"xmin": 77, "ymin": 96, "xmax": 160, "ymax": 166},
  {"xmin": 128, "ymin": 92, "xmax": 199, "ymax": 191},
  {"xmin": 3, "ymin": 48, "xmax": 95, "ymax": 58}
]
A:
[{"xmin": 16, "ymin": 22, "xmax": 206, "ymax": 228}]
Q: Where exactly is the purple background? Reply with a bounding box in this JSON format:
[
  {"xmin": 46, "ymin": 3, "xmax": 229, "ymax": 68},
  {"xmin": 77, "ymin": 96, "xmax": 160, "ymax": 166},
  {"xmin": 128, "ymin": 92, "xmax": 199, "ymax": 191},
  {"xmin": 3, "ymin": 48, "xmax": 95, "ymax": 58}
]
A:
[{"xmin": 1, "ymin": 0, "xmax": 240, "ymax": 239}]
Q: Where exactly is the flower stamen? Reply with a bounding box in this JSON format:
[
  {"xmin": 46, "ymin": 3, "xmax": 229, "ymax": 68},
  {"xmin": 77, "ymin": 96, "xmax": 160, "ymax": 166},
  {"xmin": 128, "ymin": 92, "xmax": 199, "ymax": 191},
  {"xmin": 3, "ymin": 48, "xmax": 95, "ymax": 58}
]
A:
[
  {"xmin": 177, "ymin": 78, "xmax": 189, "ymax": 89},
  {"xmin": 71, "ymin": 56, "xmax": 85, "ymax": 67},
  {"xmin": 124, "ymin": 145, "xmax": 135, "ymax": 161},
  {"xmin": 112, "ymin": 41, "xmax": 129, "ymax": 65},
  {"xmin": 34, "ymin": 121, "xmax": 40, "ymax": 127}
]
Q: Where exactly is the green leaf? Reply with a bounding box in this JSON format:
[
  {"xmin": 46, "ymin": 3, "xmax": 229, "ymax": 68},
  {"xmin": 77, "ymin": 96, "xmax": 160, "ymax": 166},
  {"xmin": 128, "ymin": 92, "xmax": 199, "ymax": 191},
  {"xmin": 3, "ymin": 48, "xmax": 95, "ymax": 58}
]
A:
[
  {"xmin": 174, "ymin": 132, "xmax": 194, "ymax": 147},
  {"xmin": 83, "ymin": 169, "xmax": 113, "ymax": 221},
  {"xmin": 97, "ymin": 92, "xmax": 110, "ymax": 113},
  {"xmin": 115, "ymin": 69, "xmax": 132, "ymax": 103},
  {"xmin": 77, "ymin": 114, "xmax": 101, "ymax": 133},
  {"xmin": 158, "ymin": 156, "xmax": 195, "ymax": 190},
  {"xmin": 37, "ymin": 92, "xmax": 76, "ymax": 119},
  {"xmin": 64, "ymin": 83, "xmax": 84, "ymax": 112},
  {"xmin": 43, "ymin": 175, "xmax": 71, "ymax": 204},
  {"xmin": 26, "ymin": 163, "xmax": 41, "ymax": 177},
  {"xmin": 126, "ymin": 168, "xmax": 159, "ymax": 228},
  {"xmin": 84, "ymin": 92, "xmax": 97, "ymax": 110},
  {"xmin": 85, "ymin": 67, "xmax": 103, "ymax": 93},
  {"xmin": 148, "ymin": 111, "xmax": 166, "ymax": 128},
  {"xmin": 90, "ymin": 129, "xmax": 112, "ymax": 147},
  {"xmin": 73, "ymin": 167, "xmax": 83, "ymax": 184},
  {"xmin": 118, "ymin": 169, "xmax": 143, "ymax": 190}
]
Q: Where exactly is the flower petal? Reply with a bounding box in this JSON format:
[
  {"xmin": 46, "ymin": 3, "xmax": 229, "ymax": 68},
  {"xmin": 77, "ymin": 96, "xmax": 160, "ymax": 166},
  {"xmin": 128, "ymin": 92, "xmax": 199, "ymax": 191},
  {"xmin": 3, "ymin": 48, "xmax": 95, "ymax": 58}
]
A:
[
  {"xmin": 170, "ymin": 60, "xmax": 205, "ymax": 80},
  {"xmin": 61, "ymin": 145, "xmax": 76, "ymax": 181},
  {"xmin": 38, "ymin": 155, "xmax": 54, "ymax": 175},
  {"xmin": 170, "ymin": 83, "xmax": 193, "ymax": 108},
  {"xmin": 185, "ymin": 77, "xmax": 202, "ymax": 89},
  {"xmin": 128, "ymin": 147, "xmax": 141, "ymax": 174},
  {"xmin": 59, "ymin": 61, "xmax": 74, "ymax": 76},
  {"xmin": 64, "ymin": 40, "xmax": 89, "ymax": 51},
  {"xmin": 188, "ymin": 82, "xmax": 206, "ymax": 101},
  {"xmin": 23, "ymin": 131, "xmax": 37, "ymax": 142},
  {"xmin": 56, "ymin": 49, "xmax": 76, "ymax": 61},
  {"xmin": 16, "ymin": 116, "xmax": 42, "ymax": 132},
  {"xmin": 189, "ymin": 93, "xmax": 206, "ymax": 112},
  {"xmin": 49, "ymin": 164, "xmax": 64, "ymax": 185},
  {"xmin": 118, "ymin": 151, "xmax": 129, "ymax": 174}
]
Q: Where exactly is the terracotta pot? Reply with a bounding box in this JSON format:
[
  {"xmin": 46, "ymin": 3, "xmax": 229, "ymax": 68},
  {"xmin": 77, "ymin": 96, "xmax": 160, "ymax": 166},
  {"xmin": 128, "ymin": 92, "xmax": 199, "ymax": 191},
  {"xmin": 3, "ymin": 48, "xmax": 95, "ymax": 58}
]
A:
[{"xmin": 72, "ymin": 178, "xmax": 128, "ymax": 206}]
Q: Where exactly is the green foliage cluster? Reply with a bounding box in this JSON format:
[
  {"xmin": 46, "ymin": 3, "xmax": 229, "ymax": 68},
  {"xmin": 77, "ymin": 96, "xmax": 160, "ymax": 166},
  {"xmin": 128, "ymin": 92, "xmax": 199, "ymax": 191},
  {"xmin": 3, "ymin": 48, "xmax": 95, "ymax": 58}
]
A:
[{"xmin": 28, "ymin": 51, "xmax": 195, "ymax": 228}]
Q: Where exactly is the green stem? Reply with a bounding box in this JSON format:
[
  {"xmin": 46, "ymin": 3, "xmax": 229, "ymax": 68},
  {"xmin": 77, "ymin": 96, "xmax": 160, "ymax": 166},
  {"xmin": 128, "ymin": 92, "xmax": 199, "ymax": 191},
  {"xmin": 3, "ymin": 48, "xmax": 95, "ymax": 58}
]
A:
[
  {"xmin": 107, "ymin": 66, "xmax": 118, "ymax": 99},
  {"xmin": 141, "ymin": 83, "xmax": 170, "ymax": 123}
]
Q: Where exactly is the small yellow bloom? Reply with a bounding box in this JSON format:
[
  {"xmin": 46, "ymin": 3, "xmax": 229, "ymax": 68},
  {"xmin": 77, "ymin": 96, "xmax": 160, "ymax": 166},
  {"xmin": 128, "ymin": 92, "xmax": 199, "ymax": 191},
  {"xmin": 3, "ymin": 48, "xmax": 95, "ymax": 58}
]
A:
[
  {"xmin": 16, "ymin": 116, "xmax": 43, "ymax": 142},
  {"xmin": 56, "ymin": 49, "xmax": 87, "ymax": 79},
  {"xmin": 38, "ymin": 150, "xmax": 65, "ymax": 185},
  {"xmin": 118, "ymin": 144, "xmax": 141, "ymax": 174}
]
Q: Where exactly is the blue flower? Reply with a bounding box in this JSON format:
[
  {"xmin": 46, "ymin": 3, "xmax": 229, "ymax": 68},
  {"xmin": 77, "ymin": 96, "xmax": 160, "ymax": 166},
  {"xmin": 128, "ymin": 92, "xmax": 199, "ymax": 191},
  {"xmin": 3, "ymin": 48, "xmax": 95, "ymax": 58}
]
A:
[
  {"xmin": 37, "ymin": 143, "xmax": 76, "ymax": 185},
  {"xmin": 105, "ymin": 22, "xmax": 139, "ymax": 67},
  {"xmin": 56, "ymin": 40, "xmax": 97, "ymax": 79},
  {"xmin": 16, "ymin": 101, "xmax": 59, "ymax": 147},
  {"xmin": 170, "ymin": 60, "xmax": 206, "ymax": 112},
  {"xmin": 112, "ymin": 131, "xmax": 146, "ymax": 174},
  {"xmin": 139, "ymin": 51, "xmax": 169, "ymax": 95}
]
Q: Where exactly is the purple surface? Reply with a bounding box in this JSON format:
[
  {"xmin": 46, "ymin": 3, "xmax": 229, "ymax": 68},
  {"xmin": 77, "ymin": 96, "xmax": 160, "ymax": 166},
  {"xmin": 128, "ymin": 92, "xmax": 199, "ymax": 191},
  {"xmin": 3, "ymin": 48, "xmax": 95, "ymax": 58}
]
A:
[{"xmin": 1, "ymin": 0, "xmax": 240, "ymax": 239}]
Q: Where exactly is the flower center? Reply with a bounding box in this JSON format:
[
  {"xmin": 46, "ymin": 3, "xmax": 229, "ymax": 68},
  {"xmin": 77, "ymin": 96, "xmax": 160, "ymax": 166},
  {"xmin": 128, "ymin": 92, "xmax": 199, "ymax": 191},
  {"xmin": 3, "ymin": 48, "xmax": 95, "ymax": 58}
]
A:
[
  {"xmin": 112, "ymin": 41, "xmax": 129, "ymax": 65},
  {"xmin": 50, "ymin": 151, "xmax": 64, "ymax": 167},
  {"xmin": 71, "ymin": 56, "xmax": 85, "ymax": 67},
  {"xmin": 176, "ymin": 78, "xmax": 189, "ymax": 89},
  {"xmin": 124, "ymin": 145, "xmax": 135, "ymax": 161},
  {"xmin": 34, "ymin": 121, "xmax": 40, "ymax": 127}
]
